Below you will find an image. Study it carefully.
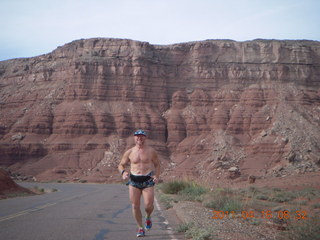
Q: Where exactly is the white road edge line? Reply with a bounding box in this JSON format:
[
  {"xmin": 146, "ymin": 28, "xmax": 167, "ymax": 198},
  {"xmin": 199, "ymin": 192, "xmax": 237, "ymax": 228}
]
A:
[{"xmin": 154, "ymin": 196, "xmax": 178, "ymax": 240}]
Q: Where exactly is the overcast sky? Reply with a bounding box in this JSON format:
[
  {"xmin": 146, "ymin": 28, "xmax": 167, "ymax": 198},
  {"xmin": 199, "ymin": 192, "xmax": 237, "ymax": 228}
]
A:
[{"xmin": 1, "ymin": 0, "xmax": 319, "ymax": 61}]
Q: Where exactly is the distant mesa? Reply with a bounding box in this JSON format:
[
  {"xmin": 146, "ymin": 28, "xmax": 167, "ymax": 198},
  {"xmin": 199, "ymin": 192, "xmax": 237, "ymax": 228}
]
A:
[{"xmin": 0, "ymin": 38, "xmax": 319, "ymax": 186}]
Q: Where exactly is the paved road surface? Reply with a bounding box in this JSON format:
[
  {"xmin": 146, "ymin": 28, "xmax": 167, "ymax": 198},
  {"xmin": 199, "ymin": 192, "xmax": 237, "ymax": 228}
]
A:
[{"xmin": 0, "ymin": 183, "xmax": 185, "ymax": 240}]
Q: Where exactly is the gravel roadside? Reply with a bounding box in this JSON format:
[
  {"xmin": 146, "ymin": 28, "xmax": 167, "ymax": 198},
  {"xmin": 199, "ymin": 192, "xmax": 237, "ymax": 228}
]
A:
[{"xmin": 172, "ymin": 201, "xmax": 279, "ymax": 240}]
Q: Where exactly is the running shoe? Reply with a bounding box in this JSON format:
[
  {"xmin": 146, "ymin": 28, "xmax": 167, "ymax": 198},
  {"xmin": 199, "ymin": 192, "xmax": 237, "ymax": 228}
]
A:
[
  {"xmin": 145, "ymin": 217, "xmax": 152, "ymax": 230},
  {"xmin": 136, "ymin": 227, "xmax": 145, "ymax": 237}
]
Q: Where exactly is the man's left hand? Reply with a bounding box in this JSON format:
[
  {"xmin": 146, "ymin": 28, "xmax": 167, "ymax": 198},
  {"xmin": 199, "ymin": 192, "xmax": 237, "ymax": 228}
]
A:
[{"xmin": 152, "ymin": 176, "xmax": 159, "ymax": 184}]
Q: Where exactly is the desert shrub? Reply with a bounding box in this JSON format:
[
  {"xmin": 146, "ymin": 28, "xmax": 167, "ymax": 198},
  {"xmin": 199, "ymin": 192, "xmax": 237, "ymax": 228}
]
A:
[
  {"xmin": 244, "ymin": 187, "xmax": 299, "ymax": 203},
  {"xmin": 160, "ymin": 180, "xmax": 190, "ymax": 194},
  {"xmin": 269, "ymin": 190, "xmax": 296, "ymax": 203},
  {"xmin": 204, "ymin": 194, "xmax": 227, "ymax": 209},
  {"xmin": 32, "ymin": 186, "xmax": 45, "ymax": 194},
  {"xmin": 185, "ymin": 225, "xmax": 212, "ymax": 240},
  {"xmin": 221, "ymin": 197, "xmax": 243, "ymax": 212},
  {"xmin": 289, "ymin": 200, "xmax": 308, "ymax": 206},
  {"xmin": 241, "ymin": 186, "xmax": 269, "ymax": 200},
  {"xmin": 272, "ymin": 187, "xmax": 282, "ymax": 192},
  {"xmin": 177, "ymin": 221, "xmax": 212, "ymax": 240},
  {"xmin": 248, "ymin": 187, "xmax": 298, "ymax": 203},
  {"xmin": 255, "ymin": 195, "xmax": 269, "ymax": 200},
  {"xmin": 278, "ymin": 216, "xmax": 320, "ymax": 240},
  {"xmin": 204, "ymin": 189, "xmax": 243, "ymax": 212},
  {"xmin": 159, "ymin": 194, "xmax": 174, "ymax": 209},
  {"xmin": 179, "ymin": 182, "xmax": 208, "ymax": 201},
  {"xmin": 312, "ymin": 203, "xmax": 320, "ymax": 209},
  {"xmin": 160, "ymin": 180, "xmax": 208, "ymax": 198},
  {"xmin": 176, "ymin": 222, "xmax": 194, "ymax": 232}
]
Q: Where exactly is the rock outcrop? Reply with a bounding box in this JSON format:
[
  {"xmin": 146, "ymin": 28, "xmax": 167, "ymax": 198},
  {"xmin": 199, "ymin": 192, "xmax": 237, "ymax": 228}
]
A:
[
  {"xmin": 0, "ymin": 168, "xmax": 33, "ymax": 198},
  {"xmin": 0, "ymin": 38, "xmax": 319, "ymax": 183}
]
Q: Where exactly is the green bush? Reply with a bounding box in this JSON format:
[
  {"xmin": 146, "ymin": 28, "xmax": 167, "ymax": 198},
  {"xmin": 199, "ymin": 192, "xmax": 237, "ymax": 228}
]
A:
[
  {"xmin": 270, "ymin": 190, "xmax": 296, "ymax": 203},
  {"xmin": 179, "ymin": 183, "xmax": 208, "ymax": 201},
  {"xmin": 204, "ymin": 191, "xmax": 243, "ymax": 212},
  {"xmin": 255, "ymin": 195, "xmax": 269, "ymax": 200},
  {"xmin": 296, "ymin": 188, "xmax": 320, "ymax": 200},
  {"xmin": 185, "ymin": 225, "xmax": 212, "ymax": 240},
  {"xmin": 160, "ymin": 180, "xmax": 208, "ymax": 195},
  {"xmin": 160, "ymin": 180, "xmax": 190, "ymax": 194},
  {"xmin": 159, "ymin": 194, "xmax": 174, "ymax": 209},
  {"xmin": 204, "ymin": 195, "xmax": 227, "ymax": 209},
  {"xmin": 221, "ymin": 198, "xmax": 243, "ymax": 212},
  {"xmin": 177, "ymin": 222, "xmax": 212, "ymax": 240},
  {"xmin": 176, "ymin": 222, "xmax": 194, "ymax": 232},
  {"xmin": 312, "ymin": 203, "xmax": 320, "ymax": 209}
]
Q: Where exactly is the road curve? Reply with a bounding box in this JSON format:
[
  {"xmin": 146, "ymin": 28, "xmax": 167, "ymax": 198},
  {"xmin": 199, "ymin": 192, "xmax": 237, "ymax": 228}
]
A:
[{"xmin": 0, "ymin": 183, "xmax": 184, "ymax": 240}]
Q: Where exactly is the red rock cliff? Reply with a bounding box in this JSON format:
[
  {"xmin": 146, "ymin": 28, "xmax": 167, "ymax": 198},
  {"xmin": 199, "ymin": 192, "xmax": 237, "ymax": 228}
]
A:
[{"xmin": 0, "ymin": 38, "xmax": 319, "ymax": 183}]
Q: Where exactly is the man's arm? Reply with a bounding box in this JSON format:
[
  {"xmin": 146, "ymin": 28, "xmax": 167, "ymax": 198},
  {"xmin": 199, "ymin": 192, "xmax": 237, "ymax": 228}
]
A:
[
  {"xmin": 152, "ymin": 150, "xmax": 161, "ymax": 184},
  {"xmin": 118, "ymin": 149, "xmax": 131, "ymax": 180}
]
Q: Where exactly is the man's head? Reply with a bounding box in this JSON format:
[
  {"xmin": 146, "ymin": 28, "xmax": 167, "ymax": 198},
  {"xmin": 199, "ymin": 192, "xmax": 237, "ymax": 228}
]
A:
[
  {"xmin": 134, "ymin": 129, "xmax": 147, "ymax": 137},
  {"xmin": 134, "ymin": 129, "xmax": 147, "ymax": 146}
]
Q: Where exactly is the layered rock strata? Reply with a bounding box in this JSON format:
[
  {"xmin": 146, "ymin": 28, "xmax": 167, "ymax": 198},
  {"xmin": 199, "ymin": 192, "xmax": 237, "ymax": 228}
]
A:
[{"xmin": 0, "ymin": 38, "xmax": 319, "ymax": 182}]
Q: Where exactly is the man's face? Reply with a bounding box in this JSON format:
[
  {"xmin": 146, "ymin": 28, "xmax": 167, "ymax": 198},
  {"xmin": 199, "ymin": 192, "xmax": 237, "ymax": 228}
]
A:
[{"xmin": 134, "ymin": 134, "xmax": 146, "ymax": 145}]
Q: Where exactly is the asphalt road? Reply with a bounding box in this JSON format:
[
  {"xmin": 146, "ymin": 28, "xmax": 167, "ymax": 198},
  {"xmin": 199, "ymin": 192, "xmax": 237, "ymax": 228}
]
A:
[{"xmin": 0, "ymin": 183, "xmax": 184, "ymax": 240}]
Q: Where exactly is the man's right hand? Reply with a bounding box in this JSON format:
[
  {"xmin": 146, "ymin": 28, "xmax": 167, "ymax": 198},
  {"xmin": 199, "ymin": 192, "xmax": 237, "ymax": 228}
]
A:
[{"xmin": 122, "ymin": 171, "xmax": 129, "ymax": 180}]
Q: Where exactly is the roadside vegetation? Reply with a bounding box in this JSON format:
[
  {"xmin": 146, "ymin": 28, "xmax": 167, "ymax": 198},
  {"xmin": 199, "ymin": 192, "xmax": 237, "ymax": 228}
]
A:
[
  {"xmin": 30, "ymin": 186, "xmax": 58, "ymax": 194},
  {"xmin": 177, "ymin": 222, "xmax": 212, "ymax": 240},
  {"xmin": 158, "ymin": 180, "xmax": 320, "ymax": 240}
]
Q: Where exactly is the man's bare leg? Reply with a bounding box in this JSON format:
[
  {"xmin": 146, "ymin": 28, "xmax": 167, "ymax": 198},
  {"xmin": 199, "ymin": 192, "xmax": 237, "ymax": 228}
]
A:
[
  {"xmin": 142, "ymin": 187, "xmax": 154, "ymax": 218},
  {"xmin": 129, "ymin": 186, "xmax": 143, "ymax": 228}
]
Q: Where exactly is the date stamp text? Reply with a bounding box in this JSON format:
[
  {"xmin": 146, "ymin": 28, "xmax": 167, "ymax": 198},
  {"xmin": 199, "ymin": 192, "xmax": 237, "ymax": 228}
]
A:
[{"xmin": 212, "ymin": 210, "xmax": 308, "ymax": 220}]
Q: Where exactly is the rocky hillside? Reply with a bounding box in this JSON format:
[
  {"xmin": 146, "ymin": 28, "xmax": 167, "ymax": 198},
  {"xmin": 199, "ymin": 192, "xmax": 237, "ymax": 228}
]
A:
[
  {"xmin": 0, "ymin": 38, "xmax": 319, "ymax": 183},
  {"xmin": 0, "ymin": 168, "xmax": 33, "ymax": 199}
]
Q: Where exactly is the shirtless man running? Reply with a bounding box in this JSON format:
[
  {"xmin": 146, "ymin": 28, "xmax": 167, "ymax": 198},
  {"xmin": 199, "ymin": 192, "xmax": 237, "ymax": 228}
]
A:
[{"xmin": 118, "ymin": 129, "xmax": 161, "ymax": 237}]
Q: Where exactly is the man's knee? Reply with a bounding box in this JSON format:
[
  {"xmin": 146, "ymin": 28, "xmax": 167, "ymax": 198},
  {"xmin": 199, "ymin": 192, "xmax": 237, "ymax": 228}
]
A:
[
  {"xmin": 131, "ymin": 202, "xmax": 141, "ymax": 211},
  {"xmin": 145, "ymin": 202, "xmax": 154, "ymax": 211}
]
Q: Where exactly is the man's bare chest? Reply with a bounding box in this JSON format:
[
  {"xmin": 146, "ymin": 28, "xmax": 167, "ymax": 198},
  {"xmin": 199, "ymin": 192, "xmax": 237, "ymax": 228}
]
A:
[{"xmin": 129, "ymin": 150, "xmax": 151, "ymax": 164}]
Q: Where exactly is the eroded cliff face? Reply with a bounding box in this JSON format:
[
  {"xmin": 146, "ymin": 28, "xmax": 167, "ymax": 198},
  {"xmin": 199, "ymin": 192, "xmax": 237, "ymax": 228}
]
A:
[{"xmin": 0, "ymin": 38, "xmax": 319, "ymax": 183}]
